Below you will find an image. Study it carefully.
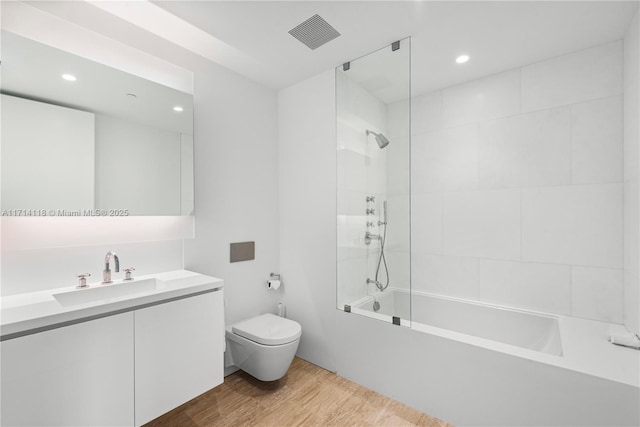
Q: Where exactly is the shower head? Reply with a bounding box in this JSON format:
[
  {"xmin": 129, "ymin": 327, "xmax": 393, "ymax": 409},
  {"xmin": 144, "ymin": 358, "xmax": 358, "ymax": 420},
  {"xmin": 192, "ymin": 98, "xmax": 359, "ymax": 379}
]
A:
[{"xmin": 366, "ymin": 130, "xmax": 390, "ymax": 149}]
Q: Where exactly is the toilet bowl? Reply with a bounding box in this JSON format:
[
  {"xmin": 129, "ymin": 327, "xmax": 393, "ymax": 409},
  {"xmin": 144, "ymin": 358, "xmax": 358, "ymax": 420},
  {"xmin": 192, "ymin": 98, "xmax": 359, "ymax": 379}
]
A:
[{"xmin": 226, "ymin": 313, "xmax": 301, "ymax": 381}]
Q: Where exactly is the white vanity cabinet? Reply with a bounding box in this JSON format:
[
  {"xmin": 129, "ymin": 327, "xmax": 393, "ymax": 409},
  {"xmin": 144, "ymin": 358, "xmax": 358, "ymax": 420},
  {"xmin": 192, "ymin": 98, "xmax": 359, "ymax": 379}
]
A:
[
  {"xmin": 135, "ymin": 290, "xmax": 224, "ymax": 426},
  {"xmin": 0, "ymin": 312, "xmax": 135, "ymax": 427},
  {"xmin": 1, "ymin": 282, "xmax": 224, "ymax": 427}
]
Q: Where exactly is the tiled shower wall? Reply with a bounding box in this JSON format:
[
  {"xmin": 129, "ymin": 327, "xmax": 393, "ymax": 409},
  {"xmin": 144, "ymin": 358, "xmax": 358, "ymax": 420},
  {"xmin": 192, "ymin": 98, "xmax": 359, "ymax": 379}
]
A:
[{"xmin": 410, "ymin": 41, "xmax": 625, "ymax": 323}]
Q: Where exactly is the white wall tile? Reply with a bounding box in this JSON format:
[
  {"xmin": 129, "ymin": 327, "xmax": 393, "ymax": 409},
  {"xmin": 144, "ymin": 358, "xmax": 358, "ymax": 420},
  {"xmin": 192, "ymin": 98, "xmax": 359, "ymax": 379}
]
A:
[
  {"xmin": 384, "ymin": 194, "xmax": 411, "ymax": 292},
  {"xmin": 571, "ymin": 266, "xmax": 623, "ymax": 323},
  {"xmin": 411, "ymin": 193, "xmax": 443, "ymax": 255},
  {"xmin": 348, "ymin": 77, "xmax": 386, "ymax": 131},
  {"xmin": 340, "ymin": 150, "xmax": 368, "ymax": 192},
  {"xmin": 571, "ymin": 96, "xmax": 623, "ymax": 184},
  {"xmin": 412, "ymin": 254, "xmax": 478, "ymax": 299},
  {"xmin": 521, "ymin": 41, "xmax": 623, "ymax": 112},
  {"xmin": 387, "ymin": 99, "xmax": 410, "ymax": 138},
  {"xmin": 408, "ymin": 40, "xmax": 628, "ymax": 327},
  {"xmin": 443, "ymin": 189, "xmax": 520, "ymax": 260},
  {"xmin": 624, "ymin": 13, "xmax": 640, "ymax": 181},
  {"xmin": 623, "ymin": 11, "xmax": 639, "ymax": 337},
  {"xmin": 522, "ymin": 184, "xmax": 623, "ymax": 268},
  {"xmin": 386, "ymin": 133, "xmax": 410, "ymax": 196},
  {"xmin": 337, "ymin": 215, "xmax": 366, "ymax": 249},
  {"xmin": 337, "ymin": 122, "xmax": 368, "ymax": 155},
  {"xmin": 337, "ymin": 190, "xmax": 365, "ymax": 216},
  {"xmin": 411, "ymin": 132, "xmax": 431, "ymax": 195},
  {"xmin": 337, "ymin": 257, "xmax": 367, "ymax": 307},
  {"xmin": 386, "ymin": 249, "xmax": 411, "ymax": 291},
  {"xmin": 413, "ymin": 124, "xmax": 478, "ymax": 192},
  {"xmin": 385, "ymin": 193, "xmax": 410, "ymax": 243},
  {"xmin": 366, "ymin": 149, "xmax": 388, "ymax": 195},
  {"xmin": 479, "ymin": 107, "xmax": 571, "ymax": 188},
  {"xmin": 412, "ymin": 91, "xmax": 442, "ymax": 134},
  {"xmin": 624, "ymin": 177, "xmax": 639, "ymax": 278},
  {"xmin": 624, "ymin": 270, "xmax": 640, "ymax": 336},
  {"xmin": 479, "ymin": 260, "xmax": 571, "ymax": 315},
  {"xmin": 442, "ymin": 70, "xmax": 520, "ymax": 128}
]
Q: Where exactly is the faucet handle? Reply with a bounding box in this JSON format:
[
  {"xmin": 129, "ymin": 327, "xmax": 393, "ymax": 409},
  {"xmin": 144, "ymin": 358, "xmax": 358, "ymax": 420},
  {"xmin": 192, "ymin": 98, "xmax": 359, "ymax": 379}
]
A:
[
  {"xmin": 76, "ymin": 273, "xmax": 91, "ymax": 288},
  {"xmin": 123, "ymin": 267, "xmax": 135, "ymax": 281}
]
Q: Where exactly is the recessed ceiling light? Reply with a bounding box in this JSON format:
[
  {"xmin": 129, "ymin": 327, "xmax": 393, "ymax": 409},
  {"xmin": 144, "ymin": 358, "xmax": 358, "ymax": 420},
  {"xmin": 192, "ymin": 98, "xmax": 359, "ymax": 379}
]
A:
[
  {"xmin": 456, "ymin": 55, "xmax": 470, "ymax": 64},
  {"xmin": 62, "ymin": 73, "xmax": 77, "ymax": 81},
  {"xmin": 173, "ymin": 106, "xmax": 184, "ymax": 112},
  {"xmin": 126, "ymin": 93, "xmax": 137, "ymax": 99}
]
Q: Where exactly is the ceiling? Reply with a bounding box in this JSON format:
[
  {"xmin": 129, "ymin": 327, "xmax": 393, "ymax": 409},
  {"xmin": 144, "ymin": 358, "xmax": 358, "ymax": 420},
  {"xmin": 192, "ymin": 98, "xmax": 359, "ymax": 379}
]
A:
[
  {"xmin": 153, "ymin": 1, "xmax": 638, "ymax": 97},
  {"xmin": 6, "ymin": 1, "xmax": 640, "ymax": 102}
]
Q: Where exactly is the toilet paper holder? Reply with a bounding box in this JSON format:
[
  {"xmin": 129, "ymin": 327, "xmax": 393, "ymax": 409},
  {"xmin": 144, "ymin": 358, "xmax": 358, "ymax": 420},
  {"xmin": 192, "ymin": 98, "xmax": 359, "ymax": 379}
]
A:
[{"xmin": 267, "ymin": 273, "xmax": 282, "ymax": 291}]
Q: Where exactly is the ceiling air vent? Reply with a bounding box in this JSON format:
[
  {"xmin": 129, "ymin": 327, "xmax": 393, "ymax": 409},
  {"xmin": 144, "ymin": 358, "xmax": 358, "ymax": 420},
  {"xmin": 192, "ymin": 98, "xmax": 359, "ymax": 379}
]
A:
[{"xmin": 288, "ymin": 14, "xmax": 340, "ymax": 50}]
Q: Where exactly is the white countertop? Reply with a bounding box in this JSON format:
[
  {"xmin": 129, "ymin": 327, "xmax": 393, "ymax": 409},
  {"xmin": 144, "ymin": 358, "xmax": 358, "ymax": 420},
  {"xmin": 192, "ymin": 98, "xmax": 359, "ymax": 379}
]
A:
[{"xmin": 1, "ymin": 270, "xmax": 223, "ymax": 339}]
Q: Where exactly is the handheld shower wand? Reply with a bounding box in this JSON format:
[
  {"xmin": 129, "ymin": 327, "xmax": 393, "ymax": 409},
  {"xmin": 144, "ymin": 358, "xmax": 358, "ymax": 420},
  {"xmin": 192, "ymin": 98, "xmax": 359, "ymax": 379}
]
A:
[
  {"xmin": 381, "ymin": 200, "xmax": 387, "ymax": 225},
  {"xmin": 366, "ymin": 200, "xmax": 390, "ymax": 292}
]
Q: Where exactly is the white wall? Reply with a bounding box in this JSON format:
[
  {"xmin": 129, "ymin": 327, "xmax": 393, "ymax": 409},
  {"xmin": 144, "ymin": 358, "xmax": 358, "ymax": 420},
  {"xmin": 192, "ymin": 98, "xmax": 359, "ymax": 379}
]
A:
[
  {"xmin": 624, "ymin": 11, "xmax": 640, "ymax": 336},
  {"xmin": 278, "ymin": 70, "xmax": 337, "ymax": 372},
  {"xmin": 411, "ymin": 41, "xmax": 625, "ymax": 324},
  {"xmin": 0, "ymin": 216, "xmax": 192, "ymax": 296},
  {"xmin": 183, "ymin": 60, "xmax": 280, "ymax": 328}
]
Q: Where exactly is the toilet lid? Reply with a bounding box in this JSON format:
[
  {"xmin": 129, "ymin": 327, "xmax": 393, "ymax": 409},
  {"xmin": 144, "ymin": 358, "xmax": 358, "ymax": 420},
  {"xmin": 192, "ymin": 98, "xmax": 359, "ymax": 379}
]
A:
[{"xmin": 232, "ymin": 313, "xmax": 302, "ymax": 346}]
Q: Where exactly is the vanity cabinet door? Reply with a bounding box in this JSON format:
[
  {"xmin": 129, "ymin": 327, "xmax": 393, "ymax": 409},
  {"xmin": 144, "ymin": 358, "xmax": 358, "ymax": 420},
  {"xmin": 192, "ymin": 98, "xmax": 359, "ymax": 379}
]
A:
[
  {"xmin": 0, "ymin": 312, "xmax": 134, "ymax": 427},
  {"xmin": 134, "ymin": 290, "xmax": 224, "ymax": 426}
]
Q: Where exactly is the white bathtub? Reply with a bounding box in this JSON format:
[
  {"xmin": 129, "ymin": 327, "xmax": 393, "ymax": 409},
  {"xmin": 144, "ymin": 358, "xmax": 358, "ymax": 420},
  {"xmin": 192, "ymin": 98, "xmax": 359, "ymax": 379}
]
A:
[
  {"xmin": 351, "ymin": 288, "xmax": 638, "ymax": 386},
  {"xmin": 353, "ymin": 290, "xmax": 562, "ymax": 355},
  {"xmin": 343, "ymin": 288, "xmax": 640, "ymax": 426}
]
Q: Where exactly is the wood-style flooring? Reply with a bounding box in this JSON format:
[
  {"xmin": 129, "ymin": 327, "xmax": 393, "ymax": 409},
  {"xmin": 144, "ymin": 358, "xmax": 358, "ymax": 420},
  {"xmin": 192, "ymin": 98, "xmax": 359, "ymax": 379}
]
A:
[{"xmin": 145, "ymin": 357, "xmax": 453, "ymax": 427}]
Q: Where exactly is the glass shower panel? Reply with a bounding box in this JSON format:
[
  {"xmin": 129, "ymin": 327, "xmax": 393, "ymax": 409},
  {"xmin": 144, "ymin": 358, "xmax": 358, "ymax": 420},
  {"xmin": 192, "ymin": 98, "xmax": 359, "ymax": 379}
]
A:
[{"xmin": 336, "ymin": 39, "xmax": 411, "ymax": 326}]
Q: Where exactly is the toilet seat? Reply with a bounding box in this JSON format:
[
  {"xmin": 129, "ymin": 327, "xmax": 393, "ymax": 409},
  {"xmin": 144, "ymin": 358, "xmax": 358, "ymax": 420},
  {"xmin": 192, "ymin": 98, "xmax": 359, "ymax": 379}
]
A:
[{"xmin": 232, "ymin": 313, "xmax": 302, "ymax": 346}]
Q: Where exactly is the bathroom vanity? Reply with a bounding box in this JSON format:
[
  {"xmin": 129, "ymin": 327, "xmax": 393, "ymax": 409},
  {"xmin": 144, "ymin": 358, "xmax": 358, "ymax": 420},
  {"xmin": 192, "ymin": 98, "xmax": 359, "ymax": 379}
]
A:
[{"xmin": 0, "ymin": 270, "xmax": 224, "ymax": 426}]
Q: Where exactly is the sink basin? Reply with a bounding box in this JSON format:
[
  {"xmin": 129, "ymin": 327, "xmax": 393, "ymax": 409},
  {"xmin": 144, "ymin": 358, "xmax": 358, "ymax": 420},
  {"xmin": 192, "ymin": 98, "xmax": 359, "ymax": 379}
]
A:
[{"xmin": 54, "ymin": 278, "xmax": 161, "ymax": 307}]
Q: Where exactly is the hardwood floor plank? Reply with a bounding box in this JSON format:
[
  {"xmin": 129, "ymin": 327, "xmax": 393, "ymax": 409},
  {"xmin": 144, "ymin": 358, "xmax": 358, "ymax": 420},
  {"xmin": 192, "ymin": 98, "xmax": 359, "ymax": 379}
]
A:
[{"xmin": 144, "ymin": 357, "xmax": 454, "ymax": 427}]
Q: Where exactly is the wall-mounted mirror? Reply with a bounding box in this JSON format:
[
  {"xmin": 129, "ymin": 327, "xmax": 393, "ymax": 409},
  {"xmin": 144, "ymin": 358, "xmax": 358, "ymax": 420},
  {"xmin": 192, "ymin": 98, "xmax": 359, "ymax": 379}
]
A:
[{"xmin": 1, "ymin": 31, "xmax": 194, "ymax": 216}]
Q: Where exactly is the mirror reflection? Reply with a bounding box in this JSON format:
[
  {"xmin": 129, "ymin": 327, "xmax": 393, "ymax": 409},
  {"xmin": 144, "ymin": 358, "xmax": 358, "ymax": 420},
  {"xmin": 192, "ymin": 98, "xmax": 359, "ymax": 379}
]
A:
[{"xmin": 1, "ymin": 31, "xmax": 194, "ymax": 216}]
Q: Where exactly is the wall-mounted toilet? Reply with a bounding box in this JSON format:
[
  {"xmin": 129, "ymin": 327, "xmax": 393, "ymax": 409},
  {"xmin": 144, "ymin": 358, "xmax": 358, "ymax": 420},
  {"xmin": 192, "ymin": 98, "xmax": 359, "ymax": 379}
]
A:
[{"xmin": 226, "ymin": 313, "xmax": 302, "ymax": 381}]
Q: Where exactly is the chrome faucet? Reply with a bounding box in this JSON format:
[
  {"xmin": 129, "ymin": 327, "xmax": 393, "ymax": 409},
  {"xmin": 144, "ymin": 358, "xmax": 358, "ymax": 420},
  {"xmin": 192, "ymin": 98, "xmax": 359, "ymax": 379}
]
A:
[{"xmin": 103, "ymin": 251, "xmax": 120, "ymax": 284}]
